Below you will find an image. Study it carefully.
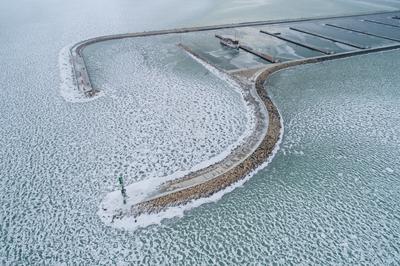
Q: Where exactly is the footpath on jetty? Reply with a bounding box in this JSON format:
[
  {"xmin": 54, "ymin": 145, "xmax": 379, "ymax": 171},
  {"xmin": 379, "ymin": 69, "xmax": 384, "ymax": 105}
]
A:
[{"xmin": 69, "ymin": 10, "xmax": 400, "ymax": 220}]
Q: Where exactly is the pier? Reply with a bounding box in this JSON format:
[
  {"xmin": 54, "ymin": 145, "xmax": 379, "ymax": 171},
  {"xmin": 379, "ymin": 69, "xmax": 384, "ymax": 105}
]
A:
[
  {"xmin": 215, "ymin": 34, "xmax": 279, "ymax": 63},
  {"xmin": 238, "ymin": 45, "xmax": 279, "ymax": 63},
  {"xmin": 288, "ymin": 27, "xmax": 368, "ymax": 49},
  {"xmin": 363, "ymin": 19, "xmax": 400, "ymax": 28},
  {"xmin": 324, "ymin": 23, "xmax": 400, "ymax": 42},
  {"xmin": 68, "ymin": 10, "xmax": 400, "ymax": 219},
  {"xmin": 259, "ymin": 30, "xmax": 333, "ymax": 55}
]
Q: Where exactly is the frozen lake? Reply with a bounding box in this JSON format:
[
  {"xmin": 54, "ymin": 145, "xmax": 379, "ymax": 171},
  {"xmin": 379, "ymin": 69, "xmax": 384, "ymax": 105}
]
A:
[{"xmin": 1, "ymin": 0, "xmax": 400, "ymax": 264}]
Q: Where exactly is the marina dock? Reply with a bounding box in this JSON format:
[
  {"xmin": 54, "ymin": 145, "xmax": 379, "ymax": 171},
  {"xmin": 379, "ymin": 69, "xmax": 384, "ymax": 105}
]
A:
[{"xmin": 70, "ymin": 10, "xmax": 400, "ymax": 96}]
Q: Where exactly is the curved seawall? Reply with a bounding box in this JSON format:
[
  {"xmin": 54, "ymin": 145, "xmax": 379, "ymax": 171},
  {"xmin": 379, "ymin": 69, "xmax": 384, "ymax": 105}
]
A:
[
  {"xmin": 110, "ymin": 44, "xmax": 400, "ymax": 219},
  {"xmin": 65, "ymin": 10, "xmax": 400, "ymax": 225}
]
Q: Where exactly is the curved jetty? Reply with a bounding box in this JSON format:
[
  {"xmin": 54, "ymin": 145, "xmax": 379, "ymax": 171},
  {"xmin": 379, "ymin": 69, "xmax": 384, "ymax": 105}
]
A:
[
  {"xmin": 67, "ymin": 10, "xmax": 400, "ymax": 222},
  {"xmin": 122, "ymin": 44, "xmax": 400, "ymax": 218}
]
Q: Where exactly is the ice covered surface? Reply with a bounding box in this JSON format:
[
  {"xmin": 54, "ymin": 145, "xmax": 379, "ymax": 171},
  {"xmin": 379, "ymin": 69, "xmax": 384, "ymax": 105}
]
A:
[{"xmin": 2, "ymin": 0, "xmax": 400, "ymax": 263}]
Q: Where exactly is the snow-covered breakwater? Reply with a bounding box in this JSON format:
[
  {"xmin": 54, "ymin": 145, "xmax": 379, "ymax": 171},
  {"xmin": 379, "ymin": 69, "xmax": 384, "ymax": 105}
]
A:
[{"xmin": 64, "ymin": 11, "xmax": 400, "ymax": 230}]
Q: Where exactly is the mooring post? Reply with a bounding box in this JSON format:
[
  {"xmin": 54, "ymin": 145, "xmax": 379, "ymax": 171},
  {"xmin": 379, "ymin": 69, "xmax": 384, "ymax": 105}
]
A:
[{"xmin": 118, "ymin": 176, "xmax": 127, "ymax": 204}]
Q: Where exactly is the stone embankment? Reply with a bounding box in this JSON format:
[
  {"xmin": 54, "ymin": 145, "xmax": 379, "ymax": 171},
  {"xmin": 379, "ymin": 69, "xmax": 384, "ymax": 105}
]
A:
[
  {"xmin": 126, "ymin": 43, "xmax": 400, "ymax": 217},
  {"xmin": 130, "ymin": 71, "xmax": 281, "ymax": 217}
]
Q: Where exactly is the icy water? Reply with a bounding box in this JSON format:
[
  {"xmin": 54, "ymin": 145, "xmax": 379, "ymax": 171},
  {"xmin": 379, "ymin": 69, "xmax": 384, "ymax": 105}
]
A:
[{"xmin": 1, "ymin": 0, "xmax": 400, "ymax": 264}]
